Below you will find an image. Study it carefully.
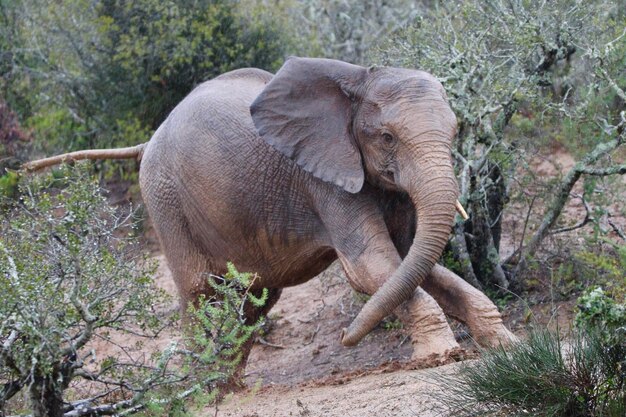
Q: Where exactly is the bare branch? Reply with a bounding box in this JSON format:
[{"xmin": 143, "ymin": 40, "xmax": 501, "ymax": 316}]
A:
[
  {"xmin": 550, "ymin": 193, "xmax": 592, "ymax": 234},
  {"xmin": 608, "ymin": 218, "xmax": 626, "ymax": 241},
  {"xmin": 510, "ymin": 131, "xmax": 626, "ymax": 274}
]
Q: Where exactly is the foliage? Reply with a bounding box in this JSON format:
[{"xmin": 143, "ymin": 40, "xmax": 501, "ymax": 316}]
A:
[
  {"xmin": 434, "ymin": 288, "xmax": 626, "ymax": 416},
  {"xmin": 378, "ymin": 0, "xmax": 626, "ymax": 289},
  {"xmin": 283, "ymin": 0, "xmax": 420, "ymax": 64},
  {"xmin": 546, "ymin": 242, "xmax": 626, "ymax": 300},
  {"xmin": 133, "ymin": 264, "xmax": 268, "ymax": 416},
  {"xmin": 435, "ymin": 325, "xmax": 626, "ymax": 416},
  {"xmin": 0, "ymin": 100, "xmax": 31, "ymax": 199},
  {"xmin": 0, "ymin": 100, "xmax": 30, "ymax": 164},
  {"xmin": 575, "ymin": 287, "xmax": 626, "ymax": 337},
  {"xmin": 0, "ymin": 165, "xmax": 162, "ymax": 415},
  {"xmin": 0, "ymin": 166, "xmax": 267, "ymax": 416},
  {"xmin": 0, "ymin": 0, "xmax": 288, "ymax": 161}
]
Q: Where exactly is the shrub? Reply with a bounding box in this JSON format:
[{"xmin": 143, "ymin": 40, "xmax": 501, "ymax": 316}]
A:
[
  {"xmin": 434, "ymin": 289, "xmax": 626, "ymax": 416},
  {"xmin": 0, "ymin": 100, "xmax": 31, "ymax": 199},
  {"xmin": 377, "ymin": 0, "xmax": 626, "ymax": 290},
  {"xmin": 575, "ymin": 287, "xmax": 626, "ymax": 338},
  {"xmin": 0, "ymin": 166, "xmax": 267, "ymax": 416},
  {"xmin": 1, "ymin": 0, "xmax": 289, "ymax": 160},
  {"xmin": 435, "ymin": 328, "xmax": 625, "ymax": 416},
  {"xmin": 284, "ymin": 0, "xmax": 420, "ymax": 64}
]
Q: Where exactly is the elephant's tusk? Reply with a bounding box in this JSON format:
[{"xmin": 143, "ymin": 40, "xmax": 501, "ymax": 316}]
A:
[{"xmin": 455, "ymin": 200, "xmax": 469, "ymax": 220}]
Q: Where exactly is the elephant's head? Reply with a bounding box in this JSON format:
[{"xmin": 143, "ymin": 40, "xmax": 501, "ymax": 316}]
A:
[{"xmin": 251, "ymin": 57, "xmax": 459, "ymax": 346}]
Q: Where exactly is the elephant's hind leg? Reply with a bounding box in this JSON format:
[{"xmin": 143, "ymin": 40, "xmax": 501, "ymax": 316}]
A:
[
  {"xmin": 159, "ymin": 226, "xmax": 282, "ymax": 392},
  {"xmin": 422, "ymin": 265, "xmax": 517, "ymax": 348},
  {"xmin": 144, "ymin": 180, "xmax": 278, "ymax": 390}
]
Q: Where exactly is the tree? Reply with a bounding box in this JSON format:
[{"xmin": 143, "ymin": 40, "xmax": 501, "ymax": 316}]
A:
[
  {"xmin": 379, "ymin": 0, "xmax": 626, "ymax": 289},
  {"xmin": 286, "ymin": 0, "xmax": 421, "ymax": 64},
  {"xmin": 0, "ymin": 166, "xmax": 267, "ymax": 416},
  {"xmin": 1, "ymin": 0, "xmax": 289, "ymax": 159}
]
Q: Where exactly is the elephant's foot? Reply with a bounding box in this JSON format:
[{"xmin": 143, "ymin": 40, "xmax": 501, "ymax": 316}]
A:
[
  {"xmin": 396, "ymin": 287, "xmax": 460, "ymax": 363},
  {"xmin": 464, "ymin": 305, "xmax": 518, "ymax": 348},
  {"xmin": 423, "ymin": 265, "xmax": 518, "ymax": 349}
]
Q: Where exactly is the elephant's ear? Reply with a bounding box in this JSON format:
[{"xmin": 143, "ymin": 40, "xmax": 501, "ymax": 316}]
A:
[{"xmin": 250, "ymin": 57, "xmax": 368, "ymax": 193}]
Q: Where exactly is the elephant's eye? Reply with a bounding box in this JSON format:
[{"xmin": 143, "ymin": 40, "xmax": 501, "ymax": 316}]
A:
[{"xmin": 382, "ymin": 133, "xmax": 394, "ymax": 145}]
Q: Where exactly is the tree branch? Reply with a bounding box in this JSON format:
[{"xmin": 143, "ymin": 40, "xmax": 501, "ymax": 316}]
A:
[
  {"xmin": 597, "ymin": 67, "xmax": 626, "ymax": 103},
  {"xmin": 510, "ymin": 129, "xmax": 626, "ymax": 275},
  {"xmin": 608, "ymin": 217, "xmax": 626, "ymax": 241},
  {"xmin": 550, "ymin": 193, "xmax": 593, "ymax": 234},
  {"xmin": 578, "ymin": 164, "xmax": 626, "ymax": 176},
  {"xmin": 451, "ymin": 222, "xmax": 482, "ymax": 289},
  {"xmin": 1, "ymin": 378, "xmax": 24, "ymax": 405}
]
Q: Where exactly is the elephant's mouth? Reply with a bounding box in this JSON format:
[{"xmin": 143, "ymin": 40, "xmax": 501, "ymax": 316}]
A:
[{"xmin": 382, "ymin": 169, "xmax": 395, "ymax": 184}]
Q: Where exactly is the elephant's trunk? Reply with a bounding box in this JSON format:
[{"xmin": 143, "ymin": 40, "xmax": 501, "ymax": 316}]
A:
[{"xmin": 341, "ymin": 146, "xmax": 458, "ymax": 346}]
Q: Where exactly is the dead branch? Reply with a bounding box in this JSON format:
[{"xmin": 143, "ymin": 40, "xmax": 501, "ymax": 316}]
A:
[
  {"xmin": 550, "ymin": 193, "xmax": 592, "ymax": 234},
  {"xmin": 23, "ymin": 144, "xmax": 146, "ymax": 172},
  {"xmin": 510, "ymin": 127, "xmax": 626, "ymax": 276},
  {"xmin": 257, "ymin": 337, "xmax": 287, "ymax": 349},
  {"xmin": 608, "ymin": 218, "xmax": 626, "ymax": 241}
]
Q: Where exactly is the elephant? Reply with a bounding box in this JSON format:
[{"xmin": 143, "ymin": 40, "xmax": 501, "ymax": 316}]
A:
[
  {"xmin": 138, "ymin": 56, "xmax": 515, "ymax": 360},
  {"xmin": 26, "ymin": 57, "xmax": 515, "ymax": 373}
]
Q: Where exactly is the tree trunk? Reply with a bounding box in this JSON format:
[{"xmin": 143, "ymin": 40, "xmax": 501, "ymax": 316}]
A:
[
  {"xmin": 464, "ymin": 163, "xmax": 509, "ymax": 289},
  {"xmin": 29, "ymin": 373, "xmax": 64, "ymax": 417}
]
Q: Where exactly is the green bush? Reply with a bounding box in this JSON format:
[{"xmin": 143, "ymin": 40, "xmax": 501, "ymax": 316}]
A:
[
  {"xmin": 0, "ymin": 165, "xmax": 163, "ymax": 415},
  {"xmin": 0, "ymin": 166, "xmax": 268, "ymax": 416},
  {"xmin": 576, "ymin": 287, "xmax": 626, "ymax": 337},
  {"xmin": 141, "ymin": 263, "xmax": 268, "ymax": 416},
  {"xmin": 436, "ymin": 328, "xmax": 625, "ymax": 416},
  {"xmin": 434, "ymin": 289, "xmax": 626, "ymax": 416},
  {"xmin": 1, "ymin": 0, "xmax": 289, "ymax": 160},
  {"xmin": 548, "ymin": 245, "xmax": 626, "ymax": 300}
]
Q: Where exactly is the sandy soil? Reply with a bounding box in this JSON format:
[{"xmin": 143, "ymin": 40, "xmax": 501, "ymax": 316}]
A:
[
  {"xmin": 218, "ymin": 361, "xmax": 465, "ymax": 417},
  {"xmin": 140, "ymin": 258, "xmax": 478, "ymax": 417}
]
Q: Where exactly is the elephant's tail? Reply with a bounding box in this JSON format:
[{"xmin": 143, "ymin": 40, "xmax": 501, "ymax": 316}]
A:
[{"xmin": 23, "ymin": 143, "xmax": 147, "ymax": 172}]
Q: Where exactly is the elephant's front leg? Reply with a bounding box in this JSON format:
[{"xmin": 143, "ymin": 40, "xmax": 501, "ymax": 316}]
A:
[
  {"xmin": 334, "ymin": 226, "xmax": 459, "ymax": 361},
  {"xmin": 422, "ymin": 264, "xmax": 517, "ymax": 348}
]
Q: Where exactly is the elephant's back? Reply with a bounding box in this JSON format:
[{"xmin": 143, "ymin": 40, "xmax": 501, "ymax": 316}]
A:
[
  {"xmin": 139, "ymin": 67, "xmax": 334, "ymax": 283},
  {"xmin": 142, "ymin": 67, "xmax": 274, "ymax": 176},
  {"xmin": 169, "ymin": 67, "xmax": 272, "ymax": 149}
]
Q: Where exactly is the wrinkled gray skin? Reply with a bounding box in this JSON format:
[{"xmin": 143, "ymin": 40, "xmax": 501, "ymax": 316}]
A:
[{"xmin": 140, "ymin": 58, "xmax": 514, "ymax": 368}]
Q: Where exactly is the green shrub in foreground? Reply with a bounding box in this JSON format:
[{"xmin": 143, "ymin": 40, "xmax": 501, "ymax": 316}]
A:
[
  {"xmin": 435, "ymin": 322, "xmax": 625, "ymax": 416},
  {"xmin": 0, "ymin": 166, "xmax": 267, "ymax": 416}
]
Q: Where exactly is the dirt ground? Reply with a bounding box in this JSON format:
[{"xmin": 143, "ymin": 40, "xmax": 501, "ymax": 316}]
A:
[
  {"xmin": 219, "ymin": 361, "xmax": 465, "ymax": 417},
  {"xmin": 144, "ymin": 258, "xmax": 479, "ymax": 417},
  {"xmin": 215, "ymin": 146, "xmax": 625, "ymax": 416}
]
